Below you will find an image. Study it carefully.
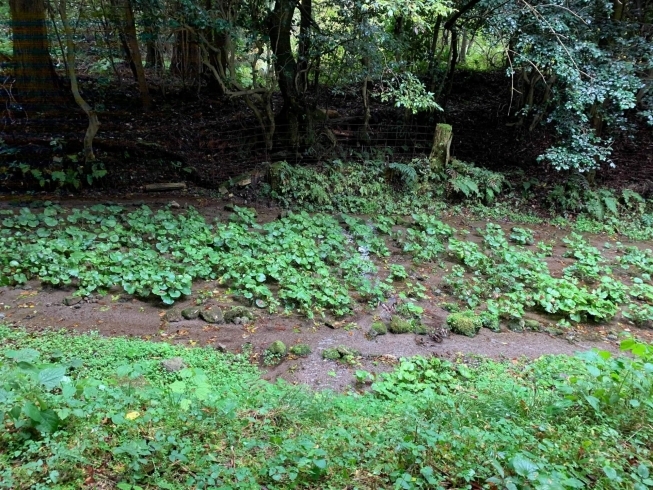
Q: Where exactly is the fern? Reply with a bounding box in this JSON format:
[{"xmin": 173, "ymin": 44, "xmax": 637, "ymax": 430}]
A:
[
  {"xmin": 386, "ymin": 162, "xmax": 418, "ymax": 190},
  {"xmin": 622, "ymin": 189, "xmax": 645, "ymax": 214}
]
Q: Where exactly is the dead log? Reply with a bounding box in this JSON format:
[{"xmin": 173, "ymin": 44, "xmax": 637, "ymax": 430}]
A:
[{"xmin": 144, "ymin": 183, "xmax": 187, "ymax": 192}]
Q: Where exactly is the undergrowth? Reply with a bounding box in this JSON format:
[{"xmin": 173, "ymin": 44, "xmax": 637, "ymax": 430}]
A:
[{"xmin": 1, "ymin": 326, "xmax": 652, "ymax": 489}]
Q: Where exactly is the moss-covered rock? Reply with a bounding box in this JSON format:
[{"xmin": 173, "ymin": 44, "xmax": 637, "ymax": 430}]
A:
[
  {"xmin": 371, "ymin": 321, "xmax": 387, "ymax": 335},
  {"xmin": 524, "ymin": 319, "xmax": 541, "ymax": 331},
  {"xmin": 389, "ymin": 316, "xmax": 414, "ymax": 334},
  {"xmin": 479, "ymin": 311, "xmax": 500, "ymax": 332},
  {"xmin": 507, "ymin": 318, "xmax": 525, "ymax": 332},
  {"xmin": 181, "ymin": 307, "xmax": 201, "ymax": 320},
  {"xmin": 322, "ymin": 348, "xmax": 341, "ymax": 360},
  {"xmin": 290, "ymin": 344, "xmax": 311, "ymax": 356},
  {"xmin": 224, "ymin": 306, "xmax": 254, "ymax": 323},
  {"xmin": 446, "ymin": 310, "xmax": 482, "ymax": 337},
  {"xmin": 413, "ymin": 324, "xmax": 428, "ymax": 335},
  {"xmin": 267, "ymin": 340, "xmax": 286, "ymax": 355}
]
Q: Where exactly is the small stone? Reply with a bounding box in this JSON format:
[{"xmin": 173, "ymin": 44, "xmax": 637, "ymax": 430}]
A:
[
  {"xmin": 233, "ymin": 317, "xmax": 243, "ymax": 325},
  {"xmin": 181, "ymin": 307, "xmax": 201, "ymax": 320},
  {"xmin": 64, "ymin": 296, "xmax": 82, "ymax": 306},
  {"xmin": 322, "ymin": 348, "xmax": 341, "ymax": 360},
  {"xmin": 73, "ymin": 304, "xmax": 81, "ymax": 309},
  {"xmin": 45, "ymin": 303, "xmax": 52, "ymax": 307},
  {"xmin": 218, "ymin": 187, "xmax": 229, "ymax": 195},
  {"xmin": 336, "ymin": 345, "xmax": 359, "ymax": 357},
  {"xmin": 224, "ymin": 203, "xmax": 235, "ymax": 211},
  {"xmin": 524, "ymin": 319, "xmax": 541, "ymax": 331},
  {"xmin": 289, "ymin": 344, "xmax": 311, "ymax": 356},
  {"xmin": 224, "ymin": 307, "xmax": 254, "ymax": 323},
  {"xmin": 165, "ymin": 309, "xmax": 183, "ymax": 322},
  {"xmin": 170, "ymin": 201, "xmax": 180, "ymax": 208},
  {"xmin": 161, "ymin": 357, "xmax": 186, "ymax": 372},
  {"xmin": 268, "ymin": 340, "xmax": 286, "ymax": 355},
  {"xmin": 215, "ymin": 343, "xmax": 228, "ymax": 352},
  {"xmin": 200, "ymin": 308, "xmax": 224, "ymax": 324},
  {"xmin": 607, "ymin": 333, "xmax": 618, "ymax": 341},
  {"xmin": 370, "ymin": 321, "xmax": 387, "ymax": 336},
  {"xmin": 388, "ymin": 316, "xmax": 413, "ymax": 334},
  {"xmin": 507, "ymin": 318, "xmax": 525, "ymax": 332},
  {"xmin": 413, "ymin": 324, "xmax": 428, "ymax": 335},
  {"xmin": 0, "ymin": 313, "xmax": 6, "ymax": 320}
]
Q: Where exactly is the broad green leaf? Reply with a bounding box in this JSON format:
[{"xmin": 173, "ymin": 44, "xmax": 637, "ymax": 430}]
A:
[{"xmin": 39, "ymin": 366, "xmax": 66, "ymax": 389}]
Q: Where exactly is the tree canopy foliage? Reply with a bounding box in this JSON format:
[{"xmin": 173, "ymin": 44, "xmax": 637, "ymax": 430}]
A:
[{"xmin": 3, "ymin": 0, "xmax": 652, "ymax": 172}]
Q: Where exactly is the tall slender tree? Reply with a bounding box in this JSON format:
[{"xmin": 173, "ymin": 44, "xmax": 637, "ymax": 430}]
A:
[{"xmin": 9, "ymin": 0, "xmax": 62, "ymax": 107}]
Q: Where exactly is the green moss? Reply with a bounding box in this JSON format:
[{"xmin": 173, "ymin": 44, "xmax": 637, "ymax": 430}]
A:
[
  {"xmin": 289, "ymin": 344, "xmax": 311, "ymax": 356},
  {"xmin": 371, "ymin": 321, "xmax": 387, "ymax": 335},
  {"xmin": 413, "ymin": 324, "xmax": 428, "ymax": 335},
  {"xmin": 524, "ymin": 319, "xmax": 541, "ymax": 331},
  {"xmin": 479, "ymin": 311, "xmax": 500, "ymax": 332},
  {"xmin": 267, "ymin": 340, "xmax": 286, "ymax": 355},
  {"xmin": 440, "ymin": 302, "xmax": 461, "ymax": 313},
  {"xmin": 446, "ymin": 311, "xmax": 482, "ymax": 337},
  {"xmin": 322, "ymin": 348, "xmax": 341, "ymax": 360},
  {"xmin": 389, "ymin": 316, "xmax": 414, "ymax": 334}
]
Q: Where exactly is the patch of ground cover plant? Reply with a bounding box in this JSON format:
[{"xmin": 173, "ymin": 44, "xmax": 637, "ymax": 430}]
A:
[
  {"xmin": 3, "ymin": 199, "xmax": 653, "ymax": 329},
  {"xmin": 2, "ymin": 325, "xmax": 653, "ymax": 489},
  {"xmin": 0, "ymin": 203, "xmax": 396, "ymax": 318},
  {"xmin": 412, "ymin": 221, "xmax": 649, "ymax": 326},
  {"xmin": 266, "ymin": 158, "xmax": 653, "ymax": 243}
]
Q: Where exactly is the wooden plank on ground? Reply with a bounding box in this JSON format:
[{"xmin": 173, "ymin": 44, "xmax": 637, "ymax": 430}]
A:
[{"xmin": 144, "ymin": 183, "xmax": 187, "ymax": 192}]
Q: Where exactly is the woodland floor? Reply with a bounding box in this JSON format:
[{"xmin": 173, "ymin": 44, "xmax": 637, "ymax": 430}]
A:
[
  {"xmin": 2, "ymin": 70, "xmax": 653, "ymax": 391},
  {"xmin": 1, "ymin": 195, "xmax": 652, "ymax": 391}
]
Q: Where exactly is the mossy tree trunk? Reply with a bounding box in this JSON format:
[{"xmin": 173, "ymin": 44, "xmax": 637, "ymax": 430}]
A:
[
  {"xmin": 268, "ymin": 0, "xmax": 311, "ymax": 152},
  {"xmin": 429, "ymin": 123, "xmax": 453, "ymax": 171}
]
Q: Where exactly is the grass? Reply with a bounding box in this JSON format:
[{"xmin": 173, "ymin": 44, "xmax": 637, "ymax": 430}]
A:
[{"xmin": 1, "ymin": 325, "xmax": 652, "ymax": 489}]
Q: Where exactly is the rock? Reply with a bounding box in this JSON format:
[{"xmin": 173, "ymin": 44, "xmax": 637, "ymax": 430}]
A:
[
  {"xmin": 607, "ymin": 333, "xmax": 618, "ymax": 341},
  {"xmin": 446, "ymin": 311, "xmax": 482, "ymax": 337},
  {"xmin": 165, "ymin": 309, "xmax": 183, "ymax": 322},
  {"xmin": 215, "ymin": 343, "xmax": 228, "ymax": 352},
  {"xmin": 64, "ymin": 296, "xmax": 82, "ymax": 306},
  {"xmin": 479, "ymin": 311, "xmax": 500, "ymax": 332},
  {"xmin": 388, "ymin": 316, "xmax": 414, "ymax": 334},
  {"xmin": 268, "ymin": 340, "xmax": 286, "ymax": 355},
  {"xmin": 507, "ymin": 318, "xmax": 525, "ymax": 332},
  {"xmin": 413, "ymin": 324, "xmax": 428, "ymax": 335},
  {"xmin": 233, "ymin": 317, "xmax": 243, "ymax": 325},
  {"xmin": 161, "ymin": 357, "xmax": 186, "ymax": 372},
  {"xmin": 524, "ymin": 319, "xmax": 541, "ymax": 331},
  {"xmin": 181, "ymin": 307, "xmax": 201, "ymax": 320},
  {"xmin": 170, "ymin": 200, "xmax": 180, "ymax": 208},
  {"xmin": 289, "ymin": 344, "xmax": 311, "ymax": 356},
  {"xmin": 224, "ymin": 203, "xmax": 235, "ymax": 212},
  {"xmin": 0, "ymin": 313, "xmax": 5, "ymax": 320},
  {"xmin": 200, "ymin": 308, "xmax": 224, "ymax": 324},
  {"xmin": 224, "ymin": 306, "xmax": 254, "ymax": 323},
  {"xmin": 322, "ymin": 348, "xmax": 341, "ymax": 360},
  {"xmin": 336, "ymin": 345, "xmax": 358, "ymax": 357},
  {"xmin": 218, "ymin": 187, "xmax": 229, "ymax": 195},
  {"xmin": 370, "ymin": 321, "xmax": 387, "ymax": 336}
]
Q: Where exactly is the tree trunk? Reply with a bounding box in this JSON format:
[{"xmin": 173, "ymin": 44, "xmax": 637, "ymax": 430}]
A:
[
  {"xmin": 9, "ymin": 0, "xmax": 62, "ymax": 107},
  {"xmin": 429, "ymin": 123, "xmax": 452, "ymax": 171},
  {"xmin": 121, "ymin": 0, "xmax": 151, "ymax": 109},
  {"xmin": 57, "ymin": 0, "xmax": 100, "ymax": 164},
  {"xmin": 170, "ymin": 29, "xmax": 201, "ymax": 85},
  {"xmin": 458, "ymin": 29, "xmax": 469, "ymax": 63},
  {"xmin": 427, "ymin": 15, "xmax": 442, "ymax": 91},
  {"xmin": 297, "ymin": 0, "xmax": 312, "ymax": 93},
  {"xmin": 269, "ymin": 0, "xmax": 308, "ymax": 151}
]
